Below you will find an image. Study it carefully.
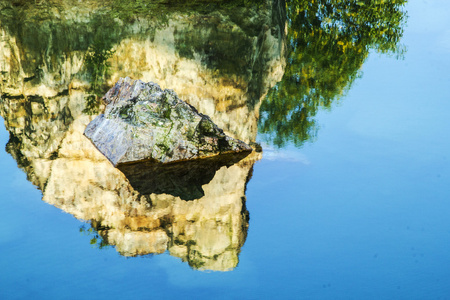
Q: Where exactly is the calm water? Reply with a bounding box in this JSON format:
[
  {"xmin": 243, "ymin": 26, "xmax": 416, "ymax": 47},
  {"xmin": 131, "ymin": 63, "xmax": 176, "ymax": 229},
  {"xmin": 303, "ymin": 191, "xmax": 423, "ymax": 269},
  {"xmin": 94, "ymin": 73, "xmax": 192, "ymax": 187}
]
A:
[{"xmin": 1, "ymin": 0, "xmax": 450, "ymax": 299}]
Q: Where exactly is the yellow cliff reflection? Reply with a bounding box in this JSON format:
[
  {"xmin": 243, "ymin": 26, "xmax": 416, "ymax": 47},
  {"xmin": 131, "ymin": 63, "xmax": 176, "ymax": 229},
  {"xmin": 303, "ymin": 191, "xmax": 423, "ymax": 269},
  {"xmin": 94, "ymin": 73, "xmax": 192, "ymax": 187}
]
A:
[
  {"xmin": 1, "ymin": 91, "xmax": 259, "ymax": 271},
  {"xmin": 0, "ymin": 0, "xmax": 285, "ymax": 270},
  {"xmin": 0, "ymin": 87, "xmax": 263, "ymax": 271},
  {"xmin": 0, "ymin": 0, "xmax": 286, "ymax": 143}
]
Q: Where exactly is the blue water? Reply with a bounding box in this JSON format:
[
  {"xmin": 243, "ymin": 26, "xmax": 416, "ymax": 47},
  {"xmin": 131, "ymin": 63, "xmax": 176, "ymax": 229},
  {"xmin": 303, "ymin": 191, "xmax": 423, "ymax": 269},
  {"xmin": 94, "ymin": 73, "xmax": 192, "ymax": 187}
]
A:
[{"xmin": 1, "ymin": 1, "xmax": 450, "ymax": 299}]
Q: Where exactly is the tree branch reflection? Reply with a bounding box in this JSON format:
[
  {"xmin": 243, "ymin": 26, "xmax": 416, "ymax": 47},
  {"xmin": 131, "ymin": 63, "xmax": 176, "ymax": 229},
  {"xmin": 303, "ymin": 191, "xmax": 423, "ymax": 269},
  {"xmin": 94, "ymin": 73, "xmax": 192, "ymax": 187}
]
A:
[{"xmin": 258, "ymin": 0, "xmax": 407, "ymax": 147}]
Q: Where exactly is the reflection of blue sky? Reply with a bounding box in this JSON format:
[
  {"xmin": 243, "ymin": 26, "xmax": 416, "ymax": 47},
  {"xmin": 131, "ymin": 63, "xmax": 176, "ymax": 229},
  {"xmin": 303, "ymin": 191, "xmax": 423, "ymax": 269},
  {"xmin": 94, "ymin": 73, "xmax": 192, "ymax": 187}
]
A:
[
  {"xmin": 259, "ymin": 143, "xmax": 311, "ymax": 164},
  {"xmin": 436, "ymin": 29, "xmax": 450, "ymax": 53},
  {"xmin": 153, "ymin": 254, "xmax": 259, "ymax": 294},
  {"xmin": 406, "ymin": 0, "xmax": 450, "ymax": 33},
  {"xmin": 407, "ymin": 0, "xmax": 450, "ymax": 52},
  {"xmin": 344, "ymin": 54, "xmax": 450, "ymax": 148}
]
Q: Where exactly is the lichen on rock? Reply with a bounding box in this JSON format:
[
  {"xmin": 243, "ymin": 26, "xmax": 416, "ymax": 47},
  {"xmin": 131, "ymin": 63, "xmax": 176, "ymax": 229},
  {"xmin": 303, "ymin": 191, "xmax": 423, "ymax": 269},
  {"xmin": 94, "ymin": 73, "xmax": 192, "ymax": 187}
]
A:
[{"xmin": 84, "ymin": 77, "xmax": 252, "ymax": 166}]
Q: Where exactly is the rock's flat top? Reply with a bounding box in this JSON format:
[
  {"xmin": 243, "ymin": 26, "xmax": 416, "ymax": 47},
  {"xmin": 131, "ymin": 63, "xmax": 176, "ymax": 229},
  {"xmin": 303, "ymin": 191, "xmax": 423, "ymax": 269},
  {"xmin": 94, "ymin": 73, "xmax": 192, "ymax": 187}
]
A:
[{"xmin": 84, "ymin": 77, "xmax": 251, "ymax": 166}]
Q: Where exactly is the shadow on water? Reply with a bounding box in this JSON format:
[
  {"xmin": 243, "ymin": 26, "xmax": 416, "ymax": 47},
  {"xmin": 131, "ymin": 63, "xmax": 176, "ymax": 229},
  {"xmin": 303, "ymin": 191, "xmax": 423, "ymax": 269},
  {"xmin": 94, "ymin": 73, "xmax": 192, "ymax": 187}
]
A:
[
  {"xmin": 0, "ymin": 0, "xmax": 407, "ymax": 270},
  {"xmin": 258, "ymin": 0, "xmax": 408, "ymax": 148},
  {"xmin": 118, "ymin": 152, "xmax": 251, "ymax": 200}
]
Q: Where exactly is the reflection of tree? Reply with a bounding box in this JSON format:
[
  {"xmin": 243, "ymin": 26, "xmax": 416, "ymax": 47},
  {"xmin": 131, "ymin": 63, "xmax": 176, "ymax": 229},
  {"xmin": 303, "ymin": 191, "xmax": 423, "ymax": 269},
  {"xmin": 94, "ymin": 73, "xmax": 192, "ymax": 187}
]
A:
[
  {"xmin": 258, "ymin": 0, "xmax": 407, "ymax": 147},
  {"xmin": 83, "ymin": 38, "xmax": 116, "ymax": 115},
  {"xmin": 79, "ymin": 223, "xmax": 111, "ymax": 250}
]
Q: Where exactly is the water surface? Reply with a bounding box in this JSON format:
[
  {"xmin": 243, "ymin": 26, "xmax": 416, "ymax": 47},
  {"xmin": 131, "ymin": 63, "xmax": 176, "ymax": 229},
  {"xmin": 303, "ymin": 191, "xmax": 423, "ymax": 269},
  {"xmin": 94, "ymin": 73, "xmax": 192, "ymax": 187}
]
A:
[{"xmin": 1, "ymin": 0, "xmax": 450, "ymax": 299}]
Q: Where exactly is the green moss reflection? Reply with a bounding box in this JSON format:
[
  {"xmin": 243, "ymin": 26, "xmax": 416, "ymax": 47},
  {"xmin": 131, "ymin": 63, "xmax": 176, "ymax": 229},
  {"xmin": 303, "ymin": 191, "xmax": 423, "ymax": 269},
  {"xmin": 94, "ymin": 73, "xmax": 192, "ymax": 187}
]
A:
[
  {"xmin": 109, "ymin": 0, "xmax": 266, "ymax": 22},
  {"xmin": 83, "ymin": 37, "xmax": 116, "ymax": 114},
  {"xmin": 79, "ymin": 222, "xmax": 112, "ymax": 250},
  {"xmin": 258, "ymin": 0, "xmax": 407, "ymax": 148}
]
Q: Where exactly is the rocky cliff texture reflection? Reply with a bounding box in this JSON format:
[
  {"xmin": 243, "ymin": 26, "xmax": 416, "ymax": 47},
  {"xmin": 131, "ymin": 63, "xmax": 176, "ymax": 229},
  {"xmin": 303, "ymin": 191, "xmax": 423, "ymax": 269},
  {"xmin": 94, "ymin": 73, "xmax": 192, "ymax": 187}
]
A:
[
  {"xmin": 0, "ymin": 0, "xmax": 285, "ymax": 143},
  {"xmin": 0, "ymin": 0, "xmax": 284, "ymax": 270}
]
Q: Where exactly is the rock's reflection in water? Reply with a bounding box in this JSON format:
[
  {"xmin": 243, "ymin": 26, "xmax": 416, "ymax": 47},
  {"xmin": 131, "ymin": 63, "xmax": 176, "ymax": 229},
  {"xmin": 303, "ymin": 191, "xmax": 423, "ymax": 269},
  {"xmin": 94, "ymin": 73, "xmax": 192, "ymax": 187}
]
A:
[
  {"xmin": 0, "ymin": 0, "xmax": 285, "ymax": 270},
  {"xmin": 118, "ymin": 152, "xmax": 252, "ymax": 200}
]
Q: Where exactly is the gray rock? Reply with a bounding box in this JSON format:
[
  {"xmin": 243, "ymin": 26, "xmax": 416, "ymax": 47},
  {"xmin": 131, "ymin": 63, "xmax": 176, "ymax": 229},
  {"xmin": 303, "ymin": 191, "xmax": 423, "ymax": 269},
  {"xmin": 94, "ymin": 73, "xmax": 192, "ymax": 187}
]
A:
[{"xmin": 84, "ymin": 77, "xmax": 252, "ymax": 166}]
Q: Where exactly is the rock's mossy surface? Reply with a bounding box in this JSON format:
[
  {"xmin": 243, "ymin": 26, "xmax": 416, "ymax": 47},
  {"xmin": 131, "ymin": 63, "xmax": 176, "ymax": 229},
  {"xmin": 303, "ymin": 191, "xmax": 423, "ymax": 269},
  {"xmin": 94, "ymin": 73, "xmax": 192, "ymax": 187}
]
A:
[{"xmin": 84, "ymin": 77, "xmax": 252, "ymax": 166}]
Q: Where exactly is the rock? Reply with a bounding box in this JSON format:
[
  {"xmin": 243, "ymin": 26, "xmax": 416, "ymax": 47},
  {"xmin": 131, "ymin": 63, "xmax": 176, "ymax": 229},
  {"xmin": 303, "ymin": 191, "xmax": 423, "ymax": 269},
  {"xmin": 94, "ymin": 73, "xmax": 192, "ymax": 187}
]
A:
[{"xmin": 84, "ymin": 77, "xmax": 252, "ymax": 166}]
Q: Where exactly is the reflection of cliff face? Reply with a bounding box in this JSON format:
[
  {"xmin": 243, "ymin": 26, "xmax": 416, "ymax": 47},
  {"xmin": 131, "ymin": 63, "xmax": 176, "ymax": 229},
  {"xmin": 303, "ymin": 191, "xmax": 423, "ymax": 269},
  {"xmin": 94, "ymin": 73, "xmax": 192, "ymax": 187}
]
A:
[
  {"xmin": 1, "ymin": 92, "xmax": 258, "ymax": 271},
  {"xmin": 0, "ymin": 1, "xmax": 285, "ymax": 271},
  {"xmin": 0, "ymin": 0, "xmax": 285, "ymax": 143}
]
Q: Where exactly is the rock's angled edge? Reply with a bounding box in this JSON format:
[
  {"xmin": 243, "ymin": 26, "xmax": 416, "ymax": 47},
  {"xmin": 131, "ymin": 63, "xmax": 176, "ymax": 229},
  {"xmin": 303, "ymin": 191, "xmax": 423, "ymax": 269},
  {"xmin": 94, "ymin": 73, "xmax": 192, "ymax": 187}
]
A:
[{"xmin": 84, "ymin": 77, "xmax": 252, "ymax": 166}]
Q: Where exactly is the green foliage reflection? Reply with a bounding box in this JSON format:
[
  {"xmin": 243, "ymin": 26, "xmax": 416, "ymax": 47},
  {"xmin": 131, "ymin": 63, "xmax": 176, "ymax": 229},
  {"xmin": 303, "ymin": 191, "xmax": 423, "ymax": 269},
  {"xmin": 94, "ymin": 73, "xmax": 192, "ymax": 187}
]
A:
[
  {"xmin": 83, "ymin": 40, "xmax": 115, "ymax": 115},
  {"xmin": 82, "ymin": 17, "xmax": 117, "ymax": 114},
  {"xmin": 79, "ymin": 223, "xmax": 111, "ymax": 250},
  {"xmin": 84, "ymin": 42, "xmax": 115, "ymax": 94},
  {"xmin": 258, "ymin": 0, "xmax": 407, "ymax": 148},
  {"xmin": 108, "ymin": 0, "xmax": 266, "ymax": 22}
]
